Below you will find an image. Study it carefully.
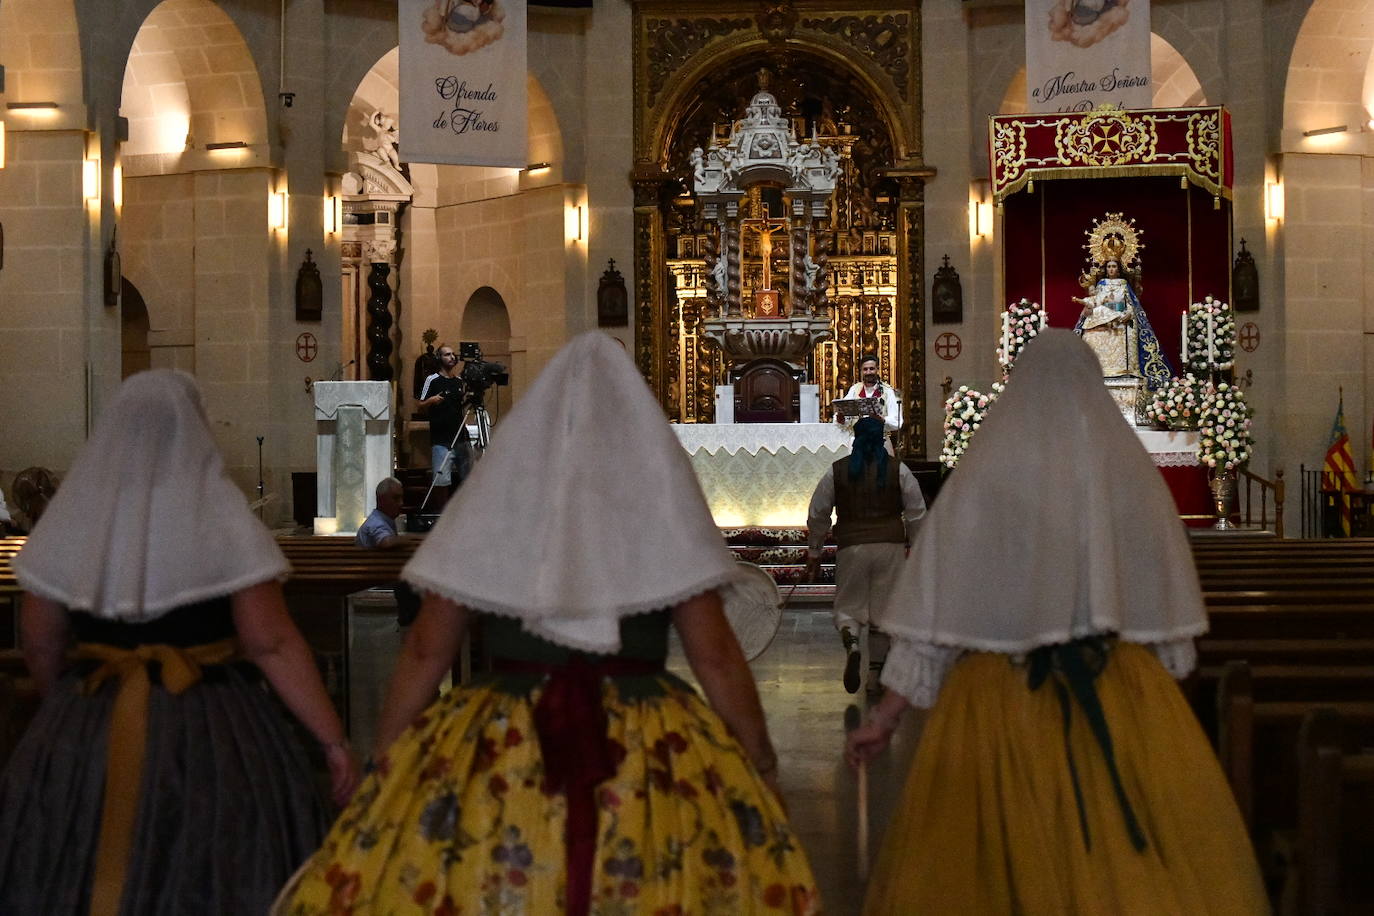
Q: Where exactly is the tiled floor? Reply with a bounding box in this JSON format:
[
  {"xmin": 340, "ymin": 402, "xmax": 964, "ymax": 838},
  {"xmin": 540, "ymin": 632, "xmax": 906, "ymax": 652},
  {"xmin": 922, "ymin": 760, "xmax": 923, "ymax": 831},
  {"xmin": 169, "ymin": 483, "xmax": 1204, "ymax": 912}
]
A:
[{"xmin": 668, "ymin": 603, "xmax": 926, "ymax": 916}]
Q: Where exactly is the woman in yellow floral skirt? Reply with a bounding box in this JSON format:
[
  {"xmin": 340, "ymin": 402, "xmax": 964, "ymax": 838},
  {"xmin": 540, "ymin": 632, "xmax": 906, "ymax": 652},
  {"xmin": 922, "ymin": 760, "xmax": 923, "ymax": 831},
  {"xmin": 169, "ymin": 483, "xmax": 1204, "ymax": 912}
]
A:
[
  {"xmin": 277, "ymin": 332, "xmax": 819, "ymax": 915},
  {"xmin": 847, "ymin": 330, "xmax": 1268, "ymax": 914}
]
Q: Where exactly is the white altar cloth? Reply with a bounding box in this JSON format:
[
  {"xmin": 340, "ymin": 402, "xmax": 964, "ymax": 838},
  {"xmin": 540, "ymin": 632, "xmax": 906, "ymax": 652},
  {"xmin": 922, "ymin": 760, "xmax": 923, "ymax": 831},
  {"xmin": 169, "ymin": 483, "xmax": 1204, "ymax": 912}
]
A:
[
  {"xmin": 1136, "ymin": 428, "xmax": 1200, "ymax": 467},
  {"xmin": 673, "ymin": 423, "xmax": 851, "ymax": 527}
]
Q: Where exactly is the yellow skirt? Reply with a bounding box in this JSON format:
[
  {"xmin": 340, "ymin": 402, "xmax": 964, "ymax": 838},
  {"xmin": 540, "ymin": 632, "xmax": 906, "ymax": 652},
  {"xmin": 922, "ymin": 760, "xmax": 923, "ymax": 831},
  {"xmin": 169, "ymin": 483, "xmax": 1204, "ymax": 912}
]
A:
[
  {"xmin": 279, "ymin": 675, "xmax": 819, "ymax": 914},
  {"xmin": 864, "ymin": 643, "xmax": 1268, "ymax": 915}
]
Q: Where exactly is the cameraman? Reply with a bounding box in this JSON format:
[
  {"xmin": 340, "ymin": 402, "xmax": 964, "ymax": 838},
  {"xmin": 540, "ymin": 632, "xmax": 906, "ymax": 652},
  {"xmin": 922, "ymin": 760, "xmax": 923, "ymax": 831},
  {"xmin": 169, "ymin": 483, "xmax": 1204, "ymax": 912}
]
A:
[{"xmin": 419, "ymin": 344, "xmax": 471, "ymax": 491}]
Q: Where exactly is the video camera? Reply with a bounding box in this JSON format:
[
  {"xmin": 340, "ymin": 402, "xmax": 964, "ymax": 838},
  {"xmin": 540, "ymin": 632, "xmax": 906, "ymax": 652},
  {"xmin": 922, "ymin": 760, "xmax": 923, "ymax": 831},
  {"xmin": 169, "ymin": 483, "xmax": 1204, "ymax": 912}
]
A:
[{"xmin": 458, "ymin": 341, "xmax": 509, "ymax": 406}]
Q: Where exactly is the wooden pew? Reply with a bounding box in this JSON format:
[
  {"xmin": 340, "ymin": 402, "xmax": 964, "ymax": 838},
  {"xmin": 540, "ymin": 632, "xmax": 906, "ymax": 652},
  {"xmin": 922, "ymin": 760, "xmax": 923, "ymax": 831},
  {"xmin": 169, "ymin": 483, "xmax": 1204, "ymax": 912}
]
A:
[{"xmin": 1288, "ymin": 708, "xmax": 1374, "ymax": 915}]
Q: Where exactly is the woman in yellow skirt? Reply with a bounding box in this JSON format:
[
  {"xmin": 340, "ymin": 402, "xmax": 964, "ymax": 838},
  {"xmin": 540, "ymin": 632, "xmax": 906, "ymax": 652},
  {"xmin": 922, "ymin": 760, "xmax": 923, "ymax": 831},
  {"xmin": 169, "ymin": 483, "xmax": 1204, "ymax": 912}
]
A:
[
  {"xmin": 277, "ymin": 332, "xmax": 819, "ymax": 915},
  {"xmin": 847, "ymin": 330, "xmax": 1268, "ymax": 914}
]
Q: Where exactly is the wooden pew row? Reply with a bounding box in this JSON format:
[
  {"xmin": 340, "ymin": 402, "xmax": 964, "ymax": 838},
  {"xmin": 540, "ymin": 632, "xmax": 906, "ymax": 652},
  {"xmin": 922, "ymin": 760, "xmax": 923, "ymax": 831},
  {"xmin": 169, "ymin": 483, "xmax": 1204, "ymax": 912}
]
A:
[{"xmin": 1290, "ymin": 708, "xmax": 1374, "ymax": 916}]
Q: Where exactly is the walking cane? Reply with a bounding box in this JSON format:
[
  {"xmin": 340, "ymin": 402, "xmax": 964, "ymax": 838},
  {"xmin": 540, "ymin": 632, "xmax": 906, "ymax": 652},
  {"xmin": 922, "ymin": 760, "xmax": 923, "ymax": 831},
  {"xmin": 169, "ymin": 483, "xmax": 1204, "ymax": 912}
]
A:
[{"xmin": 857, "ymin": 758, "xmax": 870, "ymax": 880}]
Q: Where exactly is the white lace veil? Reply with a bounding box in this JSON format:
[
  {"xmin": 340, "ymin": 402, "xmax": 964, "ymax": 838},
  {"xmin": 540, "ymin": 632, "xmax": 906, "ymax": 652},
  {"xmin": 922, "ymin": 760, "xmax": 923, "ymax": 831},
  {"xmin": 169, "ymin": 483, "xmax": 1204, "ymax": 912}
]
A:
[
  {"xmin": 14, "ymin": 370, "xmax": 288, "ymax": 620},
  {"xmin": 402, "ymin": 332, "xmax": 738, "ymax": 653},
  {"xmin": 875, "ymin": 329, "xmax": 1206, "ymax": 664}
]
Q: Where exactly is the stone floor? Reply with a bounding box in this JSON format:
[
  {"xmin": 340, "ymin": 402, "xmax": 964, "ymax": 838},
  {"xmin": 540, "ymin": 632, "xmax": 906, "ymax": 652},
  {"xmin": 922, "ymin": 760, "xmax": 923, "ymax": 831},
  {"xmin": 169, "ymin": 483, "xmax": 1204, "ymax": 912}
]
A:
[{"xmin": 668, "ymin": 603, "xmax": 926, "ymax": 916}]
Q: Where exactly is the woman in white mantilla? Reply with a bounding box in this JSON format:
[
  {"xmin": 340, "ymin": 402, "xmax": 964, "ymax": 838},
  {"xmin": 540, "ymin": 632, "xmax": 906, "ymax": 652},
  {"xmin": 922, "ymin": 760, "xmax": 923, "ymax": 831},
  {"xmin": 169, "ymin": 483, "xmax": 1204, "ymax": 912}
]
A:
[
  {"xmin": 276, "ymin": 332, "xmax": 819, "ymax": 916},
  {"xmin": 846, "ymin": 330, "xmax": 1266, "ymax": 914}
]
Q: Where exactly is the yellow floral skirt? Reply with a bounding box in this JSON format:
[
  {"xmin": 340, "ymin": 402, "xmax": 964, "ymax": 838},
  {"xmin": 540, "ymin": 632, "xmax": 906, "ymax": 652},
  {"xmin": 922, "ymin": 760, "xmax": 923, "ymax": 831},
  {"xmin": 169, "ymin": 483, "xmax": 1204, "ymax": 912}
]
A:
[
  {"xmin": 864, "ymin": 643, "xmax": 1268, "ymax": 915},
  {"xmin": 279, "ymin": 674, "xmax": 819, "ymax": 914}
]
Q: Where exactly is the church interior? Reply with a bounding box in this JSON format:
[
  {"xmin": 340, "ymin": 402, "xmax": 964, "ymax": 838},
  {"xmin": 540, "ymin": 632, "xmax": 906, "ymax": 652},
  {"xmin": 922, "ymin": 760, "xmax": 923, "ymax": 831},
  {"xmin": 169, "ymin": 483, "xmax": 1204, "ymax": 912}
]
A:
[{"xmin": 3, "ymin": 0, "xmax": 1374, "ymax": 911}]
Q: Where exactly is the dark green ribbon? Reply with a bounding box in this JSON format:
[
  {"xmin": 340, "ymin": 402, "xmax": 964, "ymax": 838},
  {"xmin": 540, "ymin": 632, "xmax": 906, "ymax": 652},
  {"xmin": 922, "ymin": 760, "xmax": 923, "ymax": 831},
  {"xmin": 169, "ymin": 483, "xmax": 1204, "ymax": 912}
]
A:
[{"xmin": 1027, "ymin": 637, "xmax": 1148, "ymax": 853}]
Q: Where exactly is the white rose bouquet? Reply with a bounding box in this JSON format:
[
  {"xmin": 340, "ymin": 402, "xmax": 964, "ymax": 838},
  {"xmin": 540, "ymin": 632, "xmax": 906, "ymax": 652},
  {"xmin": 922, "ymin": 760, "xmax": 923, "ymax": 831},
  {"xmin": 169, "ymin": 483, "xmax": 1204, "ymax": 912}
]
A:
[
  {"xmin": 1184, "ymin": 296, "xmax": 1236, "ymax": 373},
  {"xmin": 1197, "ymin": 382, "xmax": 1254, "ymax": 471},
  {"xmin": 1143, "ymin": 373, "xmax": 1205, "ymax": 430},
  {"xmin": 940, "ymin": 382, "xmax": 1004, "ymax": 468},
  {"xmin": 998, "ymin": 299, "xmax": 1046, "ymax": 371}
]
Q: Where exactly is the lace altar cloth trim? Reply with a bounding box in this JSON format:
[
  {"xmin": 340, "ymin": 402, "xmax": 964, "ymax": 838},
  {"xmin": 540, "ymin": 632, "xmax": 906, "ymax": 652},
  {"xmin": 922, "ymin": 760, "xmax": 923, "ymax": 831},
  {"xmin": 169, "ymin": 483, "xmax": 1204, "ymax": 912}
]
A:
[
  {"xmin": 673, "ymin": 423, "xmax": 853, "ymax": 457},
  {"xmin": 1136, "ymin": 428, "xmax": 1200, "ymax": 467}
]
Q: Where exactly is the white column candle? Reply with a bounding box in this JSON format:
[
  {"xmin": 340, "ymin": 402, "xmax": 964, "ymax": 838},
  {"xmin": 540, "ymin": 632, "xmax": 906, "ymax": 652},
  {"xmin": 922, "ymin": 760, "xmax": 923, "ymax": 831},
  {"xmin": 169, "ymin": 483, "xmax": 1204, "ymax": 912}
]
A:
[
  {"xmin": 1181, "ymin": 309, "xmax": 1189, "ymax": 367},
  {"xmin": 1001, "ymin": 310, "xmax": 1009, "ymax": 361},
  {"xmin": 1206, "ymin": 309, "xmax": 1215, "ymax": 368}
]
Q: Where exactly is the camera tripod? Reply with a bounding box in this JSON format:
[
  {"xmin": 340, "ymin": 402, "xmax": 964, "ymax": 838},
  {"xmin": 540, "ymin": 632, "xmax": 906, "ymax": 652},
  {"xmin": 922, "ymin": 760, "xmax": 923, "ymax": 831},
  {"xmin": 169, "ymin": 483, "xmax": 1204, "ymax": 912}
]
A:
[{"xmin": 418, "ymin": 399, "xmax": 493, "ymax": 513}]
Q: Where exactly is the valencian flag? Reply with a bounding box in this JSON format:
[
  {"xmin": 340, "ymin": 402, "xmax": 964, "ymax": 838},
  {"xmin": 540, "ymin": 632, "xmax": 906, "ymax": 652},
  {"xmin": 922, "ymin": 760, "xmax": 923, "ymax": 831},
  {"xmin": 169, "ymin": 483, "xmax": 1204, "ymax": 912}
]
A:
[{"xmin": 1323, "ymin": 391, "xmax": 1358, "ymax": 535}]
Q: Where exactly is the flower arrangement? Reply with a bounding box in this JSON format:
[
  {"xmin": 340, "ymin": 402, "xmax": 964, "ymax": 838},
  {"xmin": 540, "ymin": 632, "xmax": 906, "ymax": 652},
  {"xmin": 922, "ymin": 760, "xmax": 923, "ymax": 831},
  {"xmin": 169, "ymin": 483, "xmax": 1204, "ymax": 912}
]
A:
[
  {"xmin": 1183, "ymin": 296, "xmax": 1236, "ymax": 373},
  {"xmin": 1143, "ymin": 373, "xmax": 1205, "ymax": 430},
  {"xmin": 1197, "ymin": 382, "xmax": 1254, "ymax": 471},
  {"xmin": 940, "ymin": 382, "xmax": 1004, "ymax": 468},
  {"xmin": 998, "ymin": 299, "xmax": 1046, "ymax": 370}
]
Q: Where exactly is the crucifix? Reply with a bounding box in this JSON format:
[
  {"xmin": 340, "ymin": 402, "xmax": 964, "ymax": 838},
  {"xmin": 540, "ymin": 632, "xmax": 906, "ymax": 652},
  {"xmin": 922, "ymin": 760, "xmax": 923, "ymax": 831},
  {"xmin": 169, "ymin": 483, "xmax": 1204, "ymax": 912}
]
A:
[{"xmin": 739, "ymin": 213, "xmax": 789, "ymax": 316}]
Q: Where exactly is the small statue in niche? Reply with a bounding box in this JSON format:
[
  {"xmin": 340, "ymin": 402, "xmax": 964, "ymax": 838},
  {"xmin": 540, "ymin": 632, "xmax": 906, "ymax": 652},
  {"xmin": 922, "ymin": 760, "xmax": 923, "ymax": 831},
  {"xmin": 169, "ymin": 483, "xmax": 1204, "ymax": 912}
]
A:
[
  {"xmin": 931, "ymin": 254, "xmax": 962, "ymax": 325},
  {"xmin": 367, "ymin": 110, "xmax": 402, "ymax": 172},
  {"xmin": 690, "ymin": 146, "xmax": 706, "ymax": 187},
  {"xmin": 1232, "ymin": 238, "xmax": 1259, "ymax": 312}
]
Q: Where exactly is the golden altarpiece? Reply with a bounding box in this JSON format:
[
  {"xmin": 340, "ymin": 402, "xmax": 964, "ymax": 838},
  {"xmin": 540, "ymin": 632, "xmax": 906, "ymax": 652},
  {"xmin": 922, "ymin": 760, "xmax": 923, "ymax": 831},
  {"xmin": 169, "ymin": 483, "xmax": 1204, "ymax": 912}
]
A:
[{"xmin": 631, "ymin": 0, "xmax": 933, "ymax": 454}]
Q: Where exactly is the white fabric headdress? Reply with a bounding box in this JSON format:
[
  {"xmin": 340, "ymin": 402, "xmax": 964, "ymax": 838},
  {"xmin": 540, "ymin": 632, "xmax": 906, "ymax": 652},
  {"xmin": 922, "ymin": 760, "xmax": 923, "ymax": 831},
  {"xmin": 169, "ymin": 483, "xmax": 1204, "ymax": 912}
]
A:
[
  {"xmin": 875, "ymin": 329, "xmax": 1206, "ymax": 692},
  {"xmin": 402, "ymin": 332, "xmax": 738, "ymax": 653},
  {"xmin": 14, "ymin": 370, "xmax": 288, "ymax": 620}
]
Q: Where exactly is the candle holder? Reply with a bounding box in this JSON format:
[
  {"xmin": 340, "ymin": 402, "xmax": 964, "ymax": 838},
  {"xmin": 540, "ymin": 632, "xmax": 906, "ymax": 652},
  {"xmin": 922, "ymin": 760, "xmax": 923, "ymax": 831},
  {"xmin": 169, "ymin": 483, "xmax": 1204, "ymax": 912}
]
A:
[{"xmin": 1210, "ymin": 468, "xmax": 1238, "ymax": 530}]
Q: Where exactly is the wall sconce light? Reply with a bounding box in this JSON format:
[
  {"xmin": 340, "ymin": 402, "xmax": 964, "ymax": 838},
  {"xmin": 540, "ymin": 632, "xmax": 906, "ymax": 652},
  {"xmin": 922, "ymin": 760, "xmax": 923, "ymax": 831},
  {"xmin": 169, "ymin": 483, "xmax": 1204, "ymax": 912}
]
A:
[
  {"xmin": 0, "ymin": 121, "xmax": 6, "ymax": 170},
  {"xmin": 113, "ymin": 163, "xmax": 122, "ymax": 209},
  {"xmin": 6, "ymin": 101, "xmax": 59, "ymax": 111},
  {"xmin": 83, "ymin": 159, "xmax": 100, "ymax": 201},
  {"xmin": 968, "ymin": 198, "xmax": 991, "ymax": 238},
  {"xmin": 525, "ymin": 161, "xmax": 551, "ymax": 175},
  {"xmin": 1265, "ymin": 181, "xmax": 1284, "ymax": 222},
  {"xmin": 566, "ymin": 204, "xmax": 585, "ymax": 242},
  {"xmin": 206, "ymin": 140, "xmax": 248, "ymax": 151},
  {"xmin": 1301, "ymin": 125, "xmax": 1347, "ymax": 138},
  {"xmin": 268, "ymin": 190, "xmax": 287, "ymax": 230},
  {"xmin": 323, "ymin": 194, "xmax": 341, "ymax": 233}
]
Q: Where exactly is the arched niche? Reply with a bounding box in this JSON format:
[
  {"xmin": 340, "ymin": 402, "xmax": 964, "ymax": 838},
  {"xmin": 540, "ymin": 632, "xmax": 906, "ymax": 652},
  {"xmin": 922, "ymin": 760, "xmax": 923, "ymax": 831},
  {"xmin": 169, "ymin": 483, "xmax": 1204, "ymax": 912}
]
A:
[
  {"xmin": 121, "ymin": 278, "xmax": 152, "ymax": 379},
  {"xmin": 1284, "ymin": 0, "xmax": 1374, "ymax": 137},
  {"xmin": 0, "ymin": 0, "xmax": 83, "ymax": 106},
  {"xmin": 460, "ymin": 286, "xmax": 514, "ymax": 419},
  {"xmin": 340, "ymin": 49, "xmax": 561, "ymax": 392},
  {"xmin": 998, "ymin": 34, "xmax": 1207, "ymax": 113},
  {"xmin": 120, "ymin": 0, "xmax": 269, "ymax": 160},
  {"xmin": 632, "ymin": 41, "xmax": 929, "ymax": 452}
]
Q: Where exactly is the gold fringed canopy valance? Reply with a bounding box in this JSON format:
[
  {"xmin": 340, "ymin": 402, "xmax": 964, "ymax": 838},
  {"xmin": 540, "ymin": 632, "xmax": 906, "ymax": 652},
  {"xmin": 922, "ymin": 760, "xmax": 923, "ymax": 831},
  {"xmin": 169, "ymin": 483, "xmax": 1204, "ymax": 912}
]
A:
[{"xmin": 989, "ymin": 106, "xmax": 1233, "ymax": 204}]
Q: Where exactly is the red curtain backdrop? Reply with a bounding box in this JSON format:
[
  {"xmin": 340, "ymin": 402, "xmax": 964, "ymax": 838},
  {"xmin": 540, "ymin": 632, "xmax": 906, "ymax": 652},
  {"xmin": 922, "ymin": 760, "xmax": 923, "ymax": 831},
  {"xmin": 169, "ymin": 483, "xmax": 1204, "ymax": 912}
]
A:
[{"xmin": 1002, "ymin": 176, "xmax": 1233, "ymax": 368}]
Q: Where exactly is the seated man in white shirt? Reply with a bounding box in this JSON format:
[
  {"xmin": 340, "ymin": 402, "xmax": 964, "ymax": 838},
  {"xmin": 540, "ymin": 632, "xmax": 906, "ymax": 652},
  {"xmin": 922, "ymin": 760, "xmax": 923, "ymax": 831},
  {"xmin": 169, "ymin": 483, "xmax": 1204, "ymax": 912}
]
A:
[
  {"xmin": 357, "ymin": 477, "xmax": 407, "ymax": 549},
  {"xmin": 806, "ymin": 417, "xmax": 926, "ymax": 693},
  {"xmin": 356, "ymin": 476, "xmax": 422, "ymax": 625},
  {"xmin": 835, "ymin": 353, "xmax": 901, "ymax": 439}
]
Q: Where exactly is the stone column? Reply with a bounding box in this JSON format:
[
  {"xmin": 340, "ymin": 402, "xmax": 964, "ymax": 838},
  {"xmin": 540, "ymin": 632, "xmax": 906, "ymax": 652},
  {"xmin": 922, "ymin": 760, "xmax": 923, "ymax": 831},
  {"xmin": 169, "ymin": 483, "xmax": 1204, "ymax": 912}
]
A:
[
  {"xmin": 363, "ymin": 240, "xmax": 398, "ymax": 381},
  {"xmin": 893, "ymin": 170, "xmax": 936, "ymax": 458}
]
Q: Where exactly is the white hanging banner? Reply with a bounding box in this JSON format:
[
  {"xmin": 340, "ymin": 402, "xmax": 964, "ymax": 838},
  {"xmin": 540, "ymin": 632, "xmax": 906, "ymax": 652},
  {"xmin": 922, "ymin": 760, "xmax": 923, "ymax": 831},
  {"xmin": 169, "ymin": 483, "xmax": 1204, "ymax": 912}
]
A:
[
  {"xmin": 399, "ymin": 0, "xmax": 527, "ymax": 167},
  {"xmin": 1025, "ymin": 0, "xmax": 1152, "ymax": 113}
]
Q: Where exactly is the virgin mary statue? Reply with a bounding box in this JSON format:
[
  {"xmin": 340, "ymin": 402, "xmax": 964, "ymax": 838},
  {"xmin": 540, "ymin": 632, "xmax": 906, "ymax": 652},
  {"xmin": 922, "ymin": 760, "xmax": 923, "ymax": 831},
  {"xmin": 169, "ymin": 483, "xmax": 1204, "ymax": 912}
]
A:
[{"xmin": 1071, "ymin": 224, "xmax": 1171, "ymax": 393}]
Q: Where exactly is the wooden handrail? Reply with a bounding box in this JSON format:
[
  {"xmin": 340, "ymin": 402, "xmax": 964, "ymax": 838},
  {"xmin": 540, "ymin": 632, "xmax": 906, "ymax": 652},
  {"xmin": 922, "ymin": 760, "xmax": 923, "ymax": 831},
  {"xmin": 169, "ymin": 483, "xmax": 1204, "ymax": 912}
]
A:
[{"xmin": 1240, "ymin": 466, "xmax": 1285, "ymax": 538}]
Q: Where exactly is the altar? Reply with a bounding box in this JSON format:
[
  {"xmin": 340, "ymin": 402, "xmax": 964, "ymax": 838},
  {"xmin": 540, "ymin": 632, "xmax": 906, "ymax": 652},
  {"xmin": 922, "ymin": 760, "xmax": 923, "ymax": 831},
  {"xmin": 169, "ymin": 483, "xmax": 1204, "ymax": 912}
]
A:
[
  {"xmin": 675, "ymin": 423, "xmax": 1208, "ymax": 528},
  {"xmin": 674, "ymin": 423, "xmax": 851, "ymax": 527}
]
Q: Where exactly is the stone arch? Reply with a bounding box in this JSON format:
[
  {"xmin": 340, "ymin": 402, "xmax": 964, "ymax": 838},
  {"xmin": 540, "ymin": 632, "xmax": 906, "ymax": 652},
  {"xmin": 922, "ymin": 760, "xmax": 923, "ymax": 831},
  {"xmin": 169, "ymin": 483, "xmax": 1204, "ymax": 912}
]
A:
[
  {"xmin": 0, "ymin": 0, "xmax": 84, "ymax": 105},
  {"xmin": 998, "ymin": 34, "xmax": 1208, "ymax": 113},
  {"xmin": 121, "ymin": 278, "xmax": 152, "ymax": 378},
  {"xmin": 120, "ymin": 0, "xmax": 269, "ymax": 155},
  {"xmin": 459, "ymin": 286, "xmax": 514, "ymax": 417},
  {"xmin": 1283, "ymin": 0, "xmax": 1374, "ymax": 134},
  {"xmin": 647, "ymin": 41, "xmax": 913, "ymax": 166}
]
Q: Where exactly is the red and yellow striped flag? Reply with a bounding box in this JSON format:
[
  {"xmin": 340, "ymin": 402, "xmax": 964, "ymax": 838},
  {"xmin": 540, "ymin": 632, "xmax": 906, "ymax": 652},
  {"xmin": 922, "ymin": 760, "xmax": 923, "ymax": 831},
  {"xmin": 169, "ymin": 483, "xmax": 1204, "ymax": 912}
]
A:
[{"xmin": 1323, "ymin": 394, "xmax": 1358, "ymax": 534}]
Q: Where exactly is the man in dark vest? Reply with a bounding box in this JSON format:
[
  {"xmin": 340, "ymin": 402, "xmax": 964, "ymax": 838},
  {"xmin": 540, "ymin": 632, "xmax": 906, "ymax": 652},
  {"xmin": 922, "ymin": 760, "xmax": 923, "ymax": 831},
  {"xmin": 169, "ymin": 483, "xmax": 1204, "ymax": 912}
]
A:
[{"xmin": 805, "ymin": 416, "xmax": 927, "ymax": 693}]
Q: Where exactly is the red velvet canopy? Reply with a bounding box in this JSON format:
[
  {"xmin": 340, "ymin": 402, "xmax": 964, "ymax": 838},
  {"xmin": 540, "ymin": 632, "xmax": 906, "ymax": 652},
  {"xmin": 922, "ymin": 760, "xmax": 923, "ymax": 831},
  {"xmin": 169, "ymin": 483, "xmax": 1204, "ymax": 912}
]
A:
[{"xmin": 988, "ymin": 106, "xmax": 1235, "ymax": 522}]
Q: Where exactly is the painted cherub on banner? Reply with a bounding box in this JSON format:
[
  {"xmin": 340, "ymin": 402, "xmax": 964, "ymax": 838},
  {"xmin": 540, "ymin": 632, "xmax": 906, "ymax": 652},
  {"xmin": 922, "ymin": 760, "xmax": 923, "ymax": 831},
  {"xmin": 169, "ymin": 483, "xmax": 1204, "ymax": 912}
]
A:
[
  {"xmin": 1048, "ymin": 0, "xmax": 1132, "ymax": 49},
  {"xmin": 421, "ymin": 0, "xmax": 505, "ymax": 56},
  {"xmin": 1071, "ymin": 213, "xmax": 1172, "ymax": 391}
]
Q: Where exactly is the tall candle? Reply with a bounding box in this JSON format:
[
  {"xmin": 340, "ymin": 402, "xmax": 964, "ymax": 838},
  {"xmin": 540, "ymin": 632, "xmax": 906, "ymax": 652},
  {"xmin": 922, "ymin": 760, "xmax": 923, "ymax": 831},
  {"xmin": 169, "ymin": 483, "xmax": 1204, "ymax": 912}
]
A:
[
  {"xmin": 1206, "ymin": 309, "xmax": 1215, "ymax": 368},
  {"xmin": 1001, "ymin": 311, "xmax": 1009, "ymax": 362},
  {"xmin": 1181, "ymin": 309, "xmax": 1189, "ymax": 366}
]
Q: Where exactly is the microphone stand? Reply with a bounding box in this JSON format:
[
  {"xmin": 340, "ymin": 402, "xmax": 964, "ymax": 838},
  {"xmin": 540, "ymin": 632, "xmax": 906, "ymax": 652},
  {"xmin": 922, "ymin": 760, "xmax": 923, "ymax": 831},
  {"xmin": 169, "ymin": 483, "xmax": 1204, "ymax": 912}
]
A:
[{"xmin": 255, "ymin": 436, "xmax": 265, "ymax": 520}]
